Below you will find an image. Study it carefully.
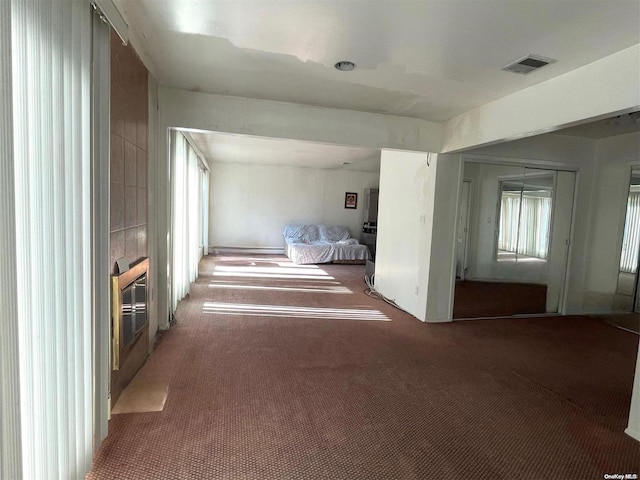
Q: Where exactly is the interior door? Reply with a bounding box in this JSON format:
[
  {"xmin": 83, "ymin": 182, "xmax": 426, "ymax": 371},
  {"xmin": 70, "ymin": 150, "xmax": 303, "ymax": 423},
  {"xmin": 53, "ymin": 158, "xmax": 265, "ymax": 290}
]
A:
[{"xmin": 546, "ymin": 170, "xmax": 576, "ymax": 312}]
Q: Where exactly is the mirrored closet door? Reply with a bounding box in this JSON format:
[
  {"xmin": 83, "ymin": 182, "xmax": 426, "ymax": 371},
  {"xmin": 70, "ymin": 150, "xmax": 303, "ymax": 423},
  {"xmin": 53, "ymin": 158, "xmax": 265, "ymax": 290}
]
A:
[
  {"xmin": 615, "ymin": 167, "xmax": 640, "ymax": 312},
  {"xmin": 453, "ymin": 161, "xmax": 576, "ymax": 319}
]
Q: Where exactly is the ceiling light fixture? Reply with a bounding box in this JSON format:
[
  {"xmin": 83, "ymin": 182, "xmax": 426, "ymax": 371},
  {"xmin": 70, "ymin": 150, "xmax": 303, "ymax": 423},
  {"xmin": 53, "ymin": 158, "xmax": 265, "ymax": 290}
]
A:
[{"xmin": 335, "ymin": 61, "xmax": 356, "ymax": 72}]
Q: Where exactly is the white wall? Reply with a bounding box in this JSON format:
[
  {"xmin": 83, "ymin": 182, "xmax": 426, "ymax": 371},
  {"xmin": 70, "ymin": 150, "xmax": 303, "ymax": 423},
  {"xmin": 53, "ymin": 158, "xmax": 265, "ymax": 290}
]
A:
[
  {"xmin": 376, "ymin": 151, "xmax": 433, "ymax": 321},
  {"xmin": 209, "ymin": 162, "xmax": 379, "ymax": 249},
  {"xmin": 375, "ymin": 151, "xmax": 461, "ymax": 323}
]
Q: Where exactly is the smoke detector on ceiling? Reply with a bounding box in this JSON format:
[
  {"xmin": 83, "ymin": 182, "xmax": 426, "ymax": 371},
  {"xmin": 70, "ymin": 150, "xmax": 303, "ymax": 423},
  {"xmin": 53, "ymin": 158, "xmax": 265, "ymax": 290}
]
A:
[{"xmin": 502, "ymin": 54, "xmax": 556, "ymax": 74}]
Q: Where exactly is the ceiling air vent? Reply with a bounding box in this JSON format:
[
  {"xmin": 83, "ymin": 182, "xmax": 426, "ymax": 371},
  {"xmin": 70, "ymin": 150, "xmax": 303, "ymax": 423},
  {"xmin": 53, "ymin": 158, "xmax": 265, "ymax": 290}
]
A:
[{"xmin": 502, "ymin": 54, "xmax": 556, "ymax": 74}]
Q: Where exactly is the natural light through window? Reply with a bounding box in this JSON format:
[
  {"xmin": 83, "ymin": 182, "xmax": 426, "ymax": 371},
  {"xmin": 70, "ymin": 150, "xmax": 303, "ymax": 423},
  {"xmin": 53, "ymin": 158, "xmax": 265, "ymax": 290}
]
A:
[
  {"xmin": 620, "ymin": 186, "xmax": 640, "ymax": 274},
  {"xmin": 202, "ymin": 302, "xmax": 390, "ymax": 321},
  {"xmin": 208, "ymin": 283, "xmax": 353, "ymax": 294},
  {"xmin": 497, "ymin": 180, "xmax": 552, "ymax": 262},
  {"xmin": 212, "ymin": 263, "xmax": 336, "ymax": 280},
  {"xmin": 214, "ymin": 265, "xmax": 331, "ymax": 276},
  {"xmin": 212, "ymin": 271, "xmax": 337, "ymax": 280}
]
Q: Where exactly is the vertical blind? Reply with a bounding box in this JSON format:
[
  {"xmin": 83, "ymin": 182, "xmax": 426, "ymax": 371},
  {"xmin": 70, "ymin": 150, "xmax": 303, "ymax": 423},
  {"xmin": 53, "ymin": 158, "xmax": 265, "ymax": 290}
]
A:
[
  {"xmin": 0, "ymin": 0, "xmax": 22, "ymax": 478},
  {"xmin": 620, "ymin": 192, "xmax": 640, "ymax": 274},
  {"xmin": 171, "ymin": 131, "xmax": 207, "ymax": 313},
  {"xmin": 3, "ymin": 0, "xmax": 94, "ymax": 477},
  {"xmin": 498, "ymin": 192, "xmax": 552, "ymax": 259},
  {"xmin": 202, "ymin": 169, "xmax": 210, "ymax": 256}
]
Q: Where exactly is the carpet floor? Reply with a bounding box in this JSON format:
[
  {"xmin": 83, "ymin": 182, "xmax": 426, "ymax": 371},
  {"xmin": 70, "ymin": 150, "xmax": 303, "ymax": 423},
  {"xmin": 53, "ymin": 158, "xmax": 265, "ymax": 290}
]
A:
[
  {"xmin": 88, "ymin": 254, "xmax": 640, "ymax": 479},
  {"xmin": 453, "ymin": 280, "xmax": 548, "ymax": 318}
]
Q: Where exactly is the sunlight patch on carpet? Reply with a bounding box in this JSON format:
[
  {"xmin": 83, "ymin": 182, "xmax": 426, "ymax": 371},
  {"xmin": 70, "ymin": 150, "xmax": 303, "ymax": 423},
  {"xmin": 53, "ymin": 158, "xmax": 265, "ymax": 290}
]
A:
[
  {"xmin": 202, "ymin": 302, "xmax": 390, "ymax": 321},
  {"xmin": 208, "ymin": 283, "xmax": 353, "ymax": 294}
]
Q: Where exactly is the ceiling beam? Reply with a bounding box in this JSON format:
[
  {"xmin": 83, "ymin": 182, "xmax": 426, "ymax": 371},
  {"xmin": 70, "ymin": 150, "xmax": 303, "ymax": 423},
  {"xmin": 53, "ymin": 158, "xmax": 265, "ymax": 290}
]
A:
[{"xmin": 158, "ymin": 88, "xmax": 441, "ymax": 153}]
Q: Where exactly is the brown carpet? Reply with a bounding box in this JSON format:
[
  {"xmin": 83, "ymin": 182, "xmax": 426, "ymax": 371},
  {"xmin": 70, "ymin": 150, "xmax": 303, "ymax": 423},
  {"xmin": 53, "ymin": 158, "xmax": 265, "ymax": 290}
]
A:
[
  {"xmin": 454, "ymin": 280, "xmax": 548, "ymax": 318},
  {"xmin": 88, "ymin": 255, "xmax": 640, "ymax": 480},
  {"xmin": 601, "ymin": 313, "xmax": 640, "ymax": 334}
]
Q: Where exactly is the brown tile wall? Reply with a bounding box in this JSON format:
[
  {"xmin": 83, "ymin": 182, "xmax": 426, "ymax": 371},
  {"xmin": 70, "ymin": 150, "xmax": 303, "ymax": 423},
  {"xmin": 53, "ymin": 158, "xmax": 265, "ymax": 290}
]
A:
[{"xmin": 110, "ymin": 30, "xmax": 148, "ymax": 274}]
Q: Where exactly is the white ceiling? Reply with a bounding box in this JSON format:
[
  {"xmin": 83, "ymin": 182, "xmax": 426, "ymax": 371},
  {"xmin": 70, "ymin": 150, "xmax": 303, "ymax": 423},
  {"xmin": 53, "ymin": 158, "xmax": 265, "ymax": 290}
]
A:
[
  {"xmin": 114, "ymin": 0, "xmax": 640, "ymax": 122},
  {"xmin": 185, "ymin": 130, "xmax": 381, "ymax": 172}
]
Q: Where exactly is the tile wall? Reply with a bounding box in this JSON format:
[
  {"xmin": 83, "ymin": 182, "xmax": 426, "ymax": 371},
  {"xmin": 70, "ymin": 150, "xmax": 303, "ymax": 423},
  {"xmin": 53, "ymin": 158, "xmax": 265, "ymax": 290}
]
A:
[{"xmin": 110, "ymin": 30, "xmax": 149, "ymax": 274}]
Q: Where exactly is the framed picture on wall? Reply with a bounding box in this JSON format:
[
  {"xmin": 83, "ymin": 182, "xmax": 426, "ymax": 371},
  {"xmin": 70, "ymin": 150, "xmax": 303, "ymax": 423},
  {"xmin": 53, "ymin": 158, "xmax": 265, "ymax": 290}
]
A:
[{"xmin": 345, "ymin": 192, "xmax": 358, "ymax": 209}]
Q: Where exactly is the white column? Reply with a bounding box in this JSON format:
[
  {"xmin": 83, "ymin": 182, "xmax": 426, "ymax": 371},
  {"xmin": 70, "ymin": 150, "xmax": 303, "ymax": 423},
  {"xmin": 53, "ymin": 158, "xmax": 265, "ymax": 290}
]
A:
[
  {"xmin": 0, "ymin": 0, "xmax": 22, "ymax": 477},
  {"xmin": 425, "ymin": 154, "xmax": 461, "ymax": 322},
  {"xmin": 375, "ymin": 150, "xmax": 434, "ymax": 321},
  {"xmin": 376, "ymin": 151, "xmax": 460, "ymax": 323}
]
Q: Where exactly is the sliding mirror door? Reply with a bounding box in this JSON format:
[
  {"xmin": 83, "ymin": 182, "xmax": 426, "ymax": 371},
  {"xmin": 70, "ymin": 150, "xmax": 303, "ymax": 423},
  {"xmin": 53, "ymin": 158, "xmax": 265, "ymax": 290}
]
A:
[
  {"xmin": 454, "ymin": 161, "xmax": 575, "ymax": 318},
  {"xmin": 615, "ymin": 168, "xmax": 640, "ymax": 311}
]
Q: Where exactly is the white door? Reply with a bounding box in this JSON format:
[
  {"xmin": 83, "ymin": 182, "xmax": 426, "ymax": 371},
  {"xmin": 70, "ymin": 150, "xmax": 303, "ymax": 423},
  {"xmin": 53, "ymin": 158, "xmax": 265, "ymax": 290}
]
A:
[{"xmin": 546, "ymin": 170, "xmax": 576, "ymax": 312}]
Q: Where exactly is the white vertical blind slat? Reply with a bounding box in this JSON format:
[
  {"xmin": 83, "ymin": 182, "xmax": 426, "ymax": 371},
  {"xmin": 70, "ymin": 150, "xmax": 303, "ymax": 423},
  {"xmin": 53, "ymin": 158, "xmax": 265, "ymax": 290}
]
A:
[
  {"xmin": 498, "ymin": 192, "xmax": 551, "ymax": 260},
  {"xmin": 0, "ymin": 0, "xmax": 22, "ymax": 477},
  {"xmin": 171, "ymin": 131, "xmax": 206, "ymax": 312},
  {"xmin": 202, "ymin": 171, "xmax": 210, "ymax": 255},
  {"xmin": 620, "ymin": 193, "xmax": 640, "ymax": 273},
  {"xmin": 10, "ymin": 0, "xmax": 94, "ymax": 477}
]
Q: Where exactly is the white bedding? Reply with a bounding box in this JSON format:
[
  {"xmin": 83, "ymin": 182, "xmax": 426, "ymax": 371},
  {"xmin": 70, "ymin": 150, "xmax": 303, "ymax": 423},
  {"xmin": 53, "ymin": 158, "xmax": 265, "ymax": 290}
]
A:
[{"xmin": 282, "ymin": 225, "xmax": 370, "ymax": 265}]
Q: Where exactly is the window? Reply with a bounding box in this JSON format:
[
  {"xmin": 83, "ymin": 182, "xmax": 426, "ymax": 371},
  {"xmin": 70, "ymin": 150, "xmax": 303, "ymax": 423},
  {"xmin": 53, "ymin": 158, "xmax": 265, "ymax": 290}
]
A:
[
  {"xmin": 497, "ymin": 176, "xmax": 553, "ymax": 262},
  {"xmin": 620, "ymin": 185, "xmax": 640, "ymax": 274}
]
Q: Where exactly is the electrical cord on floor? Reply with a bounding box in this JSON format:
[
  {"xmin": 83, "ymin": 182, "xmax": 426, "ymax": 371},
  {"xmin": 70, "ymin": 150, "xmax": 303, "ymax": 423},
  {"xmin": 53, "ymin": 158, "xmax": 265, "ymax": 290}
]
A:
[{"xmin": 364, "ymin": 273, "xmax": 412, "ymax": 315}]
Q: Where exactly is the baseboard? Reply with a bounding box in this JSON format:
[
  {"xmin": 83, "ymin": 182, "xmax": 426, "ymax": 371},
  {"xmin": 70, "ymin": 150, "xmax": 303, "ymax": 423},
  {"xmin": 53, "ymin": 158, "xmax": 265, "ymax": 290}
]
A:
[
  {"xmin": 625, "ymin": 426, "xmax": 640, "ymax": 442},
  {"xmin": 209, "ymin": 246, "xmax": 285, "ymax": 255}
]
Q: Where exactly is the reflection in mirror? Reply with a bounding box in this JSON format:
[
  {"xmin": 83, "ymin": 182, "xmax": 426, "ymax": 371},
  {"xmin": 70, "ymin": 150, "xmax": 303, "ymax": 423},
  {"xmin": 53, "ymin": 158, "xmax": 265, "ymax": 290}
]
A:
[
  {"xmin": 454, "ymin": 162, "xmax": 576, "ymax": 319},
  {"xmin": 615, "ymin": 169, "xmax": 640, "ymax": 311},
  {"xmin": 497, "ymin": 170, "xmax": 553, "ymax": 263}
]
